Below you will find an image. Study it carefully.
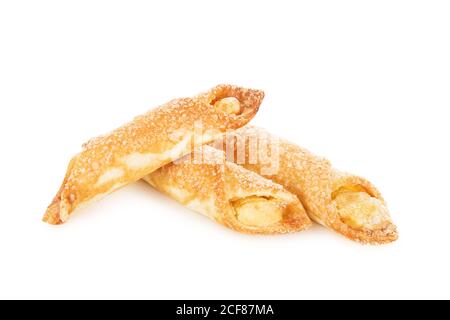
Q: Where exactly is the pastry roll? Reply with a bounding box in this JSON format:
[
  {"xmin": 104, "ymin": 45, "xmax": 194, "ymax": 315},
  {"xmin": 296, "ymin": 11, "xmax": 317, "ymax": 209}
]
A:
[
  {"xmin": 143, "ymin": 146, "xmax": 311, "ymax": 234},
  {"xmin": 213, "ymin": 126, "xmax": 398, "ymax": 244},
  {"xmin": 43, "ymin": 85, "xmax": 264, "ymax": 224}
]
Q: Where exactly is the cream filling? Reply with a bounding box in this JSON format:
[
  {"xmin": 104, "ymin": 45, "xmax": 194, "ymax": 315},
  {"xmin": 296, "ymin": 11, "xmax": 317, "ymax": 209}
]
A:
[
  {"xmin": 214, "ymin": 97, "xmax": 241, "ymax": 114},
  {"xmin": 232, "ymin": 196, "xmax": 284, "ymax": 227},
  {"xmin": 333, "ymin": 186, "xmax": 391, "ymax": 230}
]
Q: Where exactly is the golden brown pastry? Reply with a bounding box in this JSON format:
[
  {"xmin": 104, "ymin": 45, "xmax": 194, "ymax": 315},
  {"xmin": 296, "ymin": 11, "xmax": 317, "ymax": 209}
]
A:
[
  {"xmin": 43, "ymin": 85, "xmax": 264, "ymax": 224},
  {"xmin": 212, "ymin": 126, "xmax": 398, "ymax": 244},
  {"xmin": 143, "ymin": 146, "xmax": 312, "ymax": 234}
]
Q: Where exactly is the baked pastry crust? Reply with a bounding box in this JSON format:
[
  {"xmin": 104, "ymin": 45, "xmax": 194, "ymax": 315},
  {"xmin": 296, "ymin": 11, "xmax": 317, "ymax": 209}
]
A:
[
  {"xmin": 213, "ymin": 126, "xmax": 398, "ymax": 244},
  {"xmin": 43, "ymin": 85, "xmax": 264, "ymax": 224},
  {"xmin": 144, "ymin": 146, "xmax": 312, "ymax": 234}
]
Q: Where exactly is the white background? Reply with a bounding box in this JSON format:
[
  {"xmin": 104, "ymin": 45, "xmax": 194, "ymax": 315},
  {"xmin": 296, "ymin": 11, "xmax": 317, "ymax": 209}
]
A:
[{"xmin": 1, "ymin": 0, "xmax": 449, "ymax": 300}]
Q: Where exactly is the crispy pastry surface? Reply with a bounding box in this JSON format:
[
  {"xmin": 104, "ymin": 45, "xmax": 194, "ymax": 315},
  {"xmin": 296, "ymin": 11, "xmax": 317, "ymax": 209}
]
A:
[
  {"xmin": 144, "ymin": 146, "xmax": 312, "ymax": 234},
  {"xmin": 212, "ymin": 126, "xmax": 398, "ymax": 244},
  {"xmin": 44, "ymin": 85, "xmax": 264, "ymax": 224}
]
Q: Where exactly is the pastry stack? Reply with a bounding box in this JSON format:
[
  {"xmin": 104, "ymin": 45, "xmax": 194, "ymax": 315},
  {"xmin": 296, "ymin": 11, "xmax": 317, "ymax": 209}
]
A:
[{"xmin": 44, "ymin": 85, "xmax": 398, "ymax": 244}]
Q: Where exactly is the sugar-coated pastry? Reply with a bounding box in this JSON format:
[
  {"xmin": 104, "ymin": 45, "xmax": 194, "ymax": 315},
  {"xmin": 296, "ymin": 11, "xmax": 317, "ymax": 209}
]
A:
[
  {"xmin": 43, "ymin": 85, "xmax": 264, "ymax": 224},
  {"xmin": 213, "ymin": 126, "xmax": 398, "ymax": 244},
  {"xmin": 144, "ymin": 146, "xmax": 312, "ymax": 234}
]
